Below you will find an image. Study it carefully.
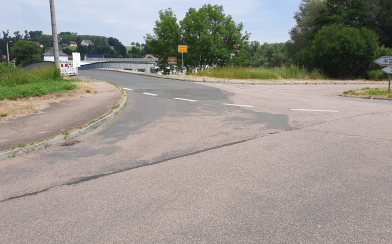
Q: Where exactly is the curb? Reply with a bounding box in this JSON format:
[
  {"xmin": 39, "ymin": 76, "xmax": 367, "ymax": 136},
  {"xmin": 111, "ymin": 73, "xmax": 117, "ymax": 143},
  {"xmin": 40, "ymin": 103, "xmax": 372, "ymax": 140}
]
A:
[
  {"xmin": 104, "ymin": 69, "xmax": 389, "ymax": 85},
  {"xmin": 0, "ymin": 87, "xmax": 128, "ymax": 161}
]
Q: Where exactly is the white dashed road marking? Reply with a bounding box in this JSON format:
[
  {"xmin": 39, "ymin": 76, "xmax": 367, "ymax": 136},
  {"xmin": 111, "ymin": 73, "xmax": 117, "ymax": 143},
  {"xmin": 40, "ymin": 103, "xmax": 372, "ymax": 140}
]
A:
[
  {"xmin": 123, "ymin": 88, "xmax": 133, "ymax": 91},
  {"xmin": 291, "ymin": 109, "xmax": 339, "ymax": 113},
  {"xmin": 223, "ymin": 103, "xmax": 254, "ymax": 108},
  {"xmin": 174, "ymin": 98, "xmax": 197, "ymax": 102},
  {"xmin": 143, "ymin": 92, "xmax": 158, "ymax": 97}
]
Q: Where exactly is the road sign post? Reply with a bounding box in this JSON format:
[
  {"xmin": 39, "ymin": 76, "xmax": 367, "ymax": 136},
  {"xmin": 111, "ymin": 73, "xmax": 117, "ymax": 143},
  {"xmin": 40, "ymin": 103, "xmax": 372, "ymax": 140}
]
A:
[
  {"xmin": 178, "ymin": 45, "xmax": 187, "ymax": 75},
  {"xmin": 374, "ymin": 56, "xmax": 392, "ymax": 66},
  {"xmin": 375, "ymin": 56, "xmax": 392, "ymax": 93},
  {"xmin": 168, "ymin": 57, "xmax": 177, "ymax": 65}
]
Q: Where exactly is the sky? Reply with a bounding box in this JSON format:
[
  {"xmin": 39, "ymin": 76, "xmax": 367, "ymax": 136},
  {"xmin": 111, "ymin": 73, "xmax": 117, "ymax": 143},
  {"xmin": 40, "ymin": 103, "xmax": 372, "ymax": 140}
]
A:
[{"xmin": 1, "ymin": 0, "xmax": 301, "ymax": 46}]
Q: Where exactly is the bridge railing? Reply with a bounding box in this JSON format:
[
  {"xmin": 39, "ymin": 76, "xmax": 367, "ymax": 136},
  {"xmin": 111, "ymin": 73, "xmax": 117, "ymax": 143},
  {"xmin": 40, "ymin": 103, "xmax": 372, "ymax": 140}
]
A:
[{"xmin": 84, "ymin": 58, "xmax": 158, "ymax": 62}]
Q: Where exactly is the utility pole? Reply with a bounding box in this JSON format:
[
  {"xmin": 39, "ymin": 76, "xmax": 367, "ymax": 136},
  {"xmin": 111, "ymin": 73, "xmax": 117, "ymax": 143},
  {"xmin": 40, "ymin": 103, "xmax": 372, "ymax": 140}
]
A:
[
  {"xmin": 6, "ymin": 41, "xmax": 11, "ymax": 63},
  {"xmin": 49, "ymin": 0, "xmax": 60, "ymax": 69}
]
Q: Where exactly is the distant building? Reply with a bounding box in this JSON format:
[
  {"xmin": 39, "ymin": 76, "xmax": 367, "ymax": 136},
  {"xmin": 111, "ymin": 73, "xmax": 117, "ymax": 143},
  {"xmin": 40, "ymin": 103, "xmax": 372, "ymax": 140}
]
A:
[
  {"xmin": 69, "ymin": 41, "xmax": 77, "ymax": 47},
  {"xmin": 81, "ymin": 40, "xmax": 94, "ymax": 46},
  {"xmin": 1, "ymin": 55, "xmax": 6, "ymax": 61},
  {"xmin": 84, "ymin": 54, "xmax": 104, "ymax": 60},
  {"xmin": 41, "ymin": 50, "xmax": 69, "ymax": 62}
]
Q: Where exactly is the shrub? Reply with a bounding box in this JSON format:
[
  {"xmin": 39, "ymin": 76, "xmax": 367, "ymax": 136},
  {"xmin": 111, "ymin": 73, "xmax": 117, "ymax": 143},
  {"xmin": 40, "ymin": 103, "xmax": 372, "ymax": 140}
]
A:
[{"xmin": 294, "ymin": 24, "xmax": 379, "ymax": 79}]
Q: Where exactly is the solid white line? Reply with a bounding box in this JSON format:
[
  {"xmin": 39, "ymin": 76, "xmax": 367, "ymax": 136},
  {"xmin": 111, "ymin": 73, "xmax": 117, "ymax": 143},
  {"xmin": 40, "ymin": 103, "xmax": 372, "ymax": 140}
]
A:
[
  {"xmin": 174, "ymin": 98, "xmax": 197, "ymax": 102},
  {"xmin": 123, "ymin": 88, "xmax": 133, "ymax": 91},
  {"xmin": 223, "ymin": 103, "xmax": 254, "ymax": 108},
  {"xmin": 291, "ymin": 109, "xmax": 339, "ymax": 113},
  {"xmin": 143, "ymin": 92, "xmax": 158, "ymax": 97}
]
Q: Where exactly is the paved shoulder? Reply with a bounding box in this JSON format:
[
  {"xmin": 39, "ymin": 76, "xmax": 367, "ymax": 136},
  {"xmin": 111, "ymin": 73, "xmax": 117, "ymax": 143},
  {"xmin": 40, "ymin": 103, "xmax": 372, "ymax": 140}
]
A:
[{"xmin": 0, "ymin": 80, "xmax": 122, "ymax": 152}]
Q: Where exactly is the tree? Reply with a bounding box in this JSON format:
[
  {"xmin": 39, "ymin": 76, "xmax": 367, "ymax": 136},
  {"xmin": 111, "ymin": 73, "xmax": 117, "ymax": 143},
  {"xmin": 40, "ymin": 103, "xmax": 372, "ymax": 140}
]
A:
[
  {"xmin": 145, "ymin": 8, "xmax": 181, "ymax": 71},
  {"xmin": 23, "ymin": 30, "xmax": 30, "ymax": 40},
  {"xmin": 286, "ymin": 0, "xmax": 327, "ymax": 57},
  {"xmin": 28, "ymin": 31, "xmax": 43, "ymax": 39},
  {"xmin": 180, "ymin": 4, "xmax": 250, "ymax": 69},
  {"xmin": 2, "ymin": 30, "xmax": 10, "ymax": 39},
  {"xmin": 59, "ymin": 32, "xmax": 78, "ymax": 35},
  {"xmin": 316, "ymin": 0, "xmax": 368, "ymax": 28},
  {"xmin": 294, "ymin": 24, "xmax": 379, "ymax": 78},
  {"xmin": 11, "ymin": 40, "xmax": 42, "ymax": 66},
  {"xmin": 244, "ymin": 41, "xmax": 288, "ymax": 67},
  {"xmin": 145, "ymin": 5, "xmax": 249, "ymax": 71},
  {"xmin": 13, "ymin": 31, "xmax": 23, "ymax": 40}
]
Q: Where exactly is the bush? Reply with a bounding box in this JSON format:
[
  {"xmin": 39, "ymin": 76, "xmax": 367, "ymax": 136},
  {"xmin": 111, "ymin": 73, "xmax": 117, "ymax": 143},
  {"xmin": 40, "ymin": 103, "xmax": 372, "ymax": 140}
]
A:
[
  {"xmin": 10, "ymin": 40, "xmax": 42, "ymax": 67},
  {"xmin": 0, "ymin": 62, "xmax": 16, "ymax": 74},
  {"xmin": 367, "ymin": 70, "xmax": 386, "ymax": 80},
  {"xmin": 294, "ymin": 24, "xmax": 379, "ymax": 79}
]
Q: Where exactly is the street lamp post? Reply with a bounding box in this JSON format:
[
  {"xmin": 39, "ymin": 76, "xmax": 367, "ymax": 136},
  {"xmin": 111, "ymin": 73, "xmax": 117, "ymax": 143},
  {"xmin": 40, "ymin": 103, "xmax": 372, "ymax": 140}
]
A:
[{"xmin": 6, "ymin": 40, "xmax": 12, "ymax": 63}]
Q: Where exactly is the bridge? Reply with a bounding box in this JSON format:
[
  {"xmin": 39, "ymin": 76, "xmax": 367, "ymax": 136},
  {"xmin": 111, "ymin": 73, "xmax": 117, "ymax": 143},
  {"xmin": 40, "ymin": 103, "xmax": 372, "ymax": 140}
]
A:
[{"xmin": 78, "ymin": 58, "xmax": 158, "ymax": 73}]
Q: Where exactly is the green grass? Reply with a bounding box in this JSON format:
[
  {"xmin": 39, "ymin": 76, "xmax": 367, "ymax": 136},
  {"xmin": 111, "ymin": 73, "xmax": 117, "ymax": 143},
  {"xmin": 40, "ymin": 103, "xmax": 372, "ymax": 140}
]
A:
[
  {"xmin": 0, "ymin": 63, "xmax": 77, "ymax": 100},
  {"xmin": 126, "ymin": 46, "xmax": 144, "ymax": 52},
  {"xmin": 343, "ymin": 87, "xmax": 392, "ymax": 98},
  {"xmin": 194, "ymin": 65, "xmax": 326, "ymax": 80}
]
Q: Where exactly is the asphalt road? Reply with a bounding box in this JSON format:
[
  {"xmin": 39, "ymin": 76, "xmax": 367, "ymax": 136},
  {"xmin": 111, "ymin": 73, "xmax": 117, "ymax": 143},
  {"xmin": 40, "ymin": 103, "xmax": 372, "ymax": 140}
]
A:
[{"xmin": 1, "ymin": 70, "xmax": 391, "ymax": 243}]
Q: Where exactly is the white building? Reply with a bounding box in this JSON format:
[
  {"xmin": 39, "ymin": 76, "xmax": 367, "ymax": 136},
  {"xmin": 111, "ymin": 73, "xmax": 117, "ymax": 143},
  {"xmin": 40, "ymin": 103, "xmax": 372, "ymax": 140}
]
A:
[
  {"xmin": 80, "ymin": 40, "xmax": 94, "ymax": 46},
  {"xmin": 41, "ymin": 50, "xmax": 69, "ymax": 62}
]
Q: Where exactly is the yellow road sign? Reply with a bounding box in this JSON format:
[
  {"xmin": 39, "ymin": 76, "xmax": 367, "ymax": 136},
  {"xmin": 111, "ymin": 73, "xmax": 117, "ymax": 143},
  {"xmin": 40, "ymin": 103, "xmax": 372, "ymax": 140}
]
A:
[{"xmin": 178, "ymin": 45, "xmax": 188, "ymax": 53}]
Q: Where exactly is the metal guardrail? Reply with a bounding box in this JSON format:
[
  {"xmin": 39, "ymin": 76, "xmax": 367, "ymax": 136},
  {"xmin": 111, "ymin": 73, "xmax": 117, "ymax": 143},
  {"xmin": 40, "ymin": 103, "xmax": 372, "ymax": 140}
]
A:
[{"xmin": 84, "ymin": 58, "xmax": 158, "ymax": 62}]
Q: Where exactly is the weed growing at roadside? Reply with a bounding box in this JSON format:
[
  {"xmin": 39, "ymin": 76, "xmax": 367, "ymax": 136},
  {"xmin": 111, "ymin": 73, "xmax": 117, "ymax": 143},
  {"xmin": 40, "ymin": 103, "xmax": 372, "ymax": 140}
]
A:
[{"xmin": 194, "ymin": 65, "xmax": 325, "ymax": 80}]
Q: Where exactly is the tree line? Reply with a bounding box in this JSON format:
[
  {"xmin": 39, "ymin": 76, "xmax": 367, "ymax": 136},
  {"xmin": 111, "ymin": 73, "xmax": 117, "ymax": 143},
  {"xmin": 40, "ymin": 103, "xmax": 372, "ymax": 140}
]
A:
[
  {"xmin": 146, "ymin": 1, "xmax": 392, "ymax": 78},
  {"xmin": 0, "ymin": 30, "xmax": 150, "ymax": 66},
  {"xmin": 3, "ymin": 0, "xmax": 392, "ymax": 79}
]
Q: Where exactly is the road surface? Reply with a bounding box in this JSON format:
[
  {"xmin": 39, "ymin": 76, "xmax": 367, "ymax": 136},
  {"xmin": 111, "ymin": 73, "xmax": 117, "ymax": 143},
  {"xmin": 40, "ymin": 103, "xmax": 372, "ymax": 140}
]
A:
[{"xmin": 1, "ymin": 70, "xmax": 391, "ymax": 243}]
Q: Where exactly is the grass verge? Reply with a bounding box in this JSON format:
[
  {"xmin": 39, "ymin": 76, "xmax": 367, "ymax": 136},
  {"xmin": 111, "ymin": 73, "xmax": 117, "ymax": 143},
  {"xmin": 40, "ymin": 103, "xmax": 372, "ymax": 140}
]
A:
[
  {"xmin": 343, "ymin": 87, "xmax": 392, "ymax": 99},
  {"xmin": 194, "ymin": 65, "xmax": 326, "ymax": 80},
  {"xmin": 0, "ymin": 63, "xmax": 77, "ymax": 100}
]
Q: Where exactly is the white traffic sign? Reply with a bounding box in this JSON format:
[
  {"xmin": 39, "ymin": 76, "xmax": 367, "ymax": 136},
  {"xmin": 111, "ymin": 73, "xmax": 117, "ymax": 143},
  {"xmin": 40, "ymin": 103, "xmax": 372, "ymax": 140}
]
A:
[
  {"xmin": 72, "ymin": 52, "xmax": 81, "ymax": 67},
  {"xmin": 382, "ymin": 66, "xmax": 392, "ymax": 74},
  {"xmin": 374, "ymin": 56, "xmax": 392, "ymax": 66}
]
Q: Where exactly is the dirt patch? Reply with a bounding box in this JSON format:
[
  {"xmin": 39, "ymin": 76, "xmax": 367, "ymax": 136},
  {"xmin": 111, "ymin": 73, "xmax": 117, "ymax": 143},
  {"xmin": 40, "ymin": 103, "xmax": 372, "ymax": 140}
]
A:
[{"xmin": 0, "ymin": 81, "xmax": 95, "ymax": 123}]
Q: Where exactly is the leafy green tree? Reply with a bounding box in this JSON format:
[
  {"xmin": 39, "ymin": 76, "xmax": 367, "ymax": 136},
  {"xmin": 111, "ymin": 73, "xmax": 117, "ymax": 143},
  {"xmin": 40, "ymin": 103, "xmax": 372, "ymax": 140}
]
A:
[
  {"xmin": 13, "ymin": 31, "xmax": 23, "ymax": 40},
  {"xmin": 145, "ymin": 5, "xmax": 249, "ymax": 71},
  {"xmin": 62, "ymin": 47, "xmax": 73, "ymax": 56},
  {"xmin": 286, "ymin": 0, "xmax": 327, "ymax": 57},
  {"xmin": 316, "ymin": 0, "xmax": 367, "ymax": 28},
  {"xmin": 11, "ymin": 40, "xmax": 41, "ymax": 66},
  {"xmin": 180, "ymin": 4, "xmax": 249, "ymax": 69},
  {"xmin": 28, "ymin": 31, "xmax": 43, "ymax": 39},
  {"xmin": 145, "ymin": 8, "xmax": 181, "ymax": 71},
  {"xmin": 244, "ymin": 42, "xmax": 288, "ymax": 67},
  {"xmin": 294, "ymin": 24, "xmax": 379, "ymax": 78}
]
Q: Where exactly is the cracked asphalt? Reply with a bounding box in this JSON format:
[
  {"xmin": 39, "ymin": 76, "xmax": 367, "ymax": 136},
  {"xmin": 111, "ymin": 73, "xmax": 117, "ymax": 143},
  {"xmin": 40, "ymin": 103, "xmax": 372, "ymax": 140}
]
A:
[{"xmin": 1, "ymin": 70, "xmax": 391, "ymax": 243}]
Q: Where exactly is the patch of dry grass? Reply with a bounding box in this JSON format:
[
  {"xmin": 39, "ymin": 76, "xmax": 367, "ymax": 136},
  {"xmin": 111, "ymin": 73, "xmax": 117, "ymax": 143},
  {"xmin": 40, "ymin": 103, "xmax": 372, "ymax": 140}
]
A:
[{"xmin": 0, "ymin": 81, "xmax": 95, "ymax": 122}]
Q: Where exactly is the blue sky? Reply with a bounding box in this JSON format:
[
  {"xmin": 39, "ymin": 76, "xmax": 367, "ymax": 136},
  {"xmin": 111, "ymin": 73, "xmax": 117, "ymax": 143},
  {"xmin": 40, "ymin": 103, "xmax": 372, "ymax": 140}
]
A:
[{"xmin": 1, "ymin": 0, "xmax": 301, "ymax": 45}]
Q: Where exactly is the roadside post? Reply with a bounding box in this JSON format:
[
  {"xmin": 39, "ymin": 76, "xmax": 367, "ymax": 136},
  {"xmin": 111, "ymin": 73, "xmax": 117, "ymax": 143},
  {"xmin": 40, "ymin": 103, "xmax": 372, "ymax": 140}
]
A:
[
  {"xmin": 72, "ymin": 52, "xmax": 81, "ymax": 80},
  {"xmin": 178, "ymin": 45, "xmax": 187, "ymax": 75},
  {"xmin": 168, "ymin": 57, "xmax": 177, "ymax": 74},
  {"xmin": 374, "ymin": 56, "xmax": 392, "ymax": 93}
]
